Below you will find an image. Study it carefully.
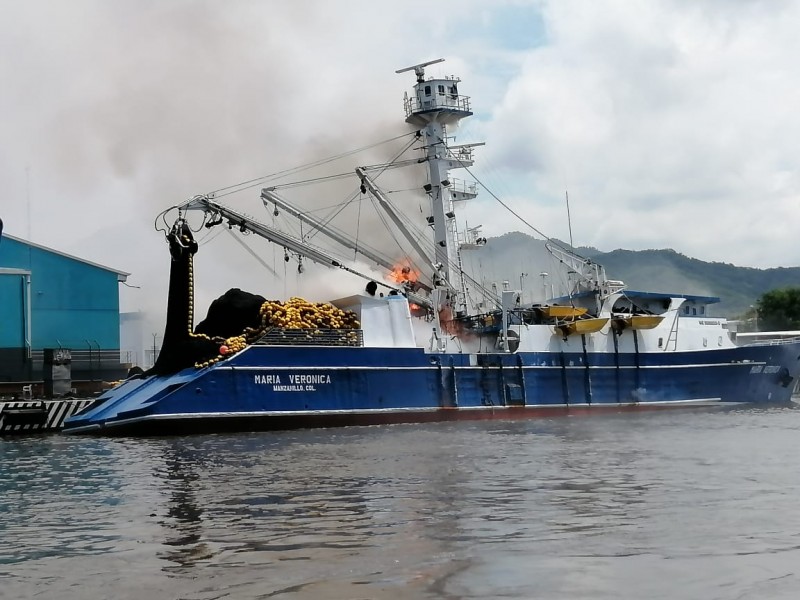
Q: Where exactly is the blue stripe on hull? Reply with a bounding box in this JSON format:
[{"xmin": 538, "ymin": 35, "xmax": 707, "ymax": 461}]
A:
[{"xmin": 64, "ymin": 342, "xmax": 800, "ymax": 435}]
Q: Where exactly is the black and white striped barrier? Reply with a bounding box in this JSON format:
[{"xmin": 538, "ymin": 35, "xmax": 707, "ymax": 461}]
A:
[{"xmin": 0, "ymin": 399, "xmax": 95, "ymax": 435}]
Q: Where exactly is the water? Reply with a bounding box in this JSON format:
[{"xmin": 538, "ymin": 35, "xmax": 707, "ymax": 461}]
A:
[{"xmin": 3, "ymin": 406, "xmax": 800, "ymax": 600}]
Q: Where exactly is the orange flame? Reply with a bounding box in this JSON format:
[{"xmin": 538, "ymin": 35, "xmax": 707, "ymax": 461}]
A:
[
  {"xmin": 408, "ymin": 302, "xmax": 428, "ymax": 318},
  {"xmin": 388, "ymin": 260, "xmax": 419, "ymax": 284}
]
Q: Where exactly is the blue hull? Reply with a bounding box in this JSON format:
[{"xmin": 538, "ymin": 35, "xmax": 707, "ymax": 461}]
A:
[{"xmin": 64, "ymin": 342, "xmax": 800, "ymax": 435}]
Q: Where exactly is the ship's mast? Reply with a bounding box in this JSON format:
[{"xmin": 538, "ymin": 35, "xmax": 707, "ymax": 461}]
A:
[{"xmin": 397, "ymin": 59, "xmax": 475, "ymax": 315}]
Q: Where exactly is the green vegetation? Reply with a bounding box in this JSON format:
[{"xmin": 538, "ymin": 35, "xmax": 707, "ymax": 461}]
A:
[{"xmin": 756, "ymin": 287, "xmax": 800, "ymax": 331}]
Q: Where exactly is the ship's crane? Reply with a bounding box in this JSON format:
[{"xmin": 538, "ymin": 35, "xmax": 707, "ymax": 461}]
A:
[
  {"xmin": 179, "ymin": 194, "xmax": 433, "ymax": 309},
  {"xmin": 261, "ymin": 187, "xmax": 433, "ymax": 293},
  {"xmin": 545, "ymin": 241, "xmax": 625, "ymax": 313},
  {"xmin": 354, "ymin": 168, "xmax": 436, "ymax": 277},
  {"xmin": 262, "ymin": 187, "xmax": 400, "ymax": 275}
]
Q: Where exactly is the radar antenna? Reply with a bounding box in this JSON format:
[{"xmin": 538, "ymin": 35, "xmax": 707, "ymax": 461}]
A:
[{"xmin": 395, "ymin": 58, "xmax": 445, "ymax": 83}]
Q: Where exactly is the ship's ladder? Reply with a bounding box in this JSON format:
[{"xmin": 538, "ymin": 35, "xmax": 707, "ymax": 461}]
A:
[
  {"xmin": 664, "ymin": 311, "xmax": 680, "ymax": 351},
  {"xmin": 454, "ymin": 245, "xmax": 469, "ymax": 310}
]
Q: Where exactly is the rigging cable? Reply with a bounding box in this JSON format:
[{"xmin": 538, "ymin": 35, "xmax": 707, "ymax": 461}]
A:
[
  {"xmin": 354, "ymin": 182, "xmax": 363, "ymax": 261},
  {"xmin": 304, "ymin": 134, "xmax": 421, "ymax": 244},
  {"xmin": 457, "ymin": 160, "xmax": 584, "ymax": 260},
  {"xmin": 206, "ymin": 131, "xmax": 418, "ymax": 198},
  {"xmin": 223, "ymin": 227, "xmax": 280, "ymax": 277}
]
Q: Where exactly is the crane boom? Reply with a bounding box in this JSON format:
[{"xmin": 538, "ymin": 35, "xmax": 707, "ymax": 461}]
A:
[
  {"xmin": 261, "ymin": 188, "xmax": 397, "ymax": 273},
  {"xmin": 183, "ymin": 195, "xmax": 343, "ymax": 267},
  {"xmin": 180, "ymin": 195, "xmax": 433, "ymax": 308},
  {"xmin": 354, "ymin": 168, "xmax": 434, "ymax": 277}
]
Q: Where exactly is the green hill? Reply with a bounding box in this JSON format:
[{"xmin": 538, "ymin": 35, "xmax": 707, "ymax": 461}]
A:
[
  {"xmin": 464, "ymin": 232, "xmax": 800, "ymax": 318},
  {"xmin": 584, "ymin": 248, "xmax": 800, "ymax": 317}
]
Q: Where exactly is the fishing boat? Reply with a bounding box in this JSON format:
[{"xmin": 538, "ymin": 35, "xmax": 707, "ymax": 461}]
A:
[
  {"xmin": 555, "ymin": 316, "xmax": 609, "ymax": 337},
  {"xmin": 64, "ymin": 59, "xmax": 800, "ymax": 435},
  {"xmin": 611, "ymin": 314, "xmax": 664, "ymax": 332}
]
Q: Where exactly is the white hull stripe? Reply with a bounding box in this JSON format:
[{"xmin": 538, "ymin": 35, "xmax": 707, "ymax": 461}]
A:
[
  {"xmin": 220, "ymin": 362, "xmax": 765, "ymax": 372},
  {"xmin": 82, "ymin": 397, "xmax": 727, "ymax": 431}
]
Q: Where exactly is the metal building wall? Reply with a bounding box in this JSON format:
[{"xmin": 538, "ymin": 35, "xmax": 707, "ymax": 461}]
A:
[
  {"xmin": 0, "ymin": 268, "xmax": 31, "ymax": 380},
  {"xmin": 0, "ymin": 235, "xmax": 125, "ymax": 382}
]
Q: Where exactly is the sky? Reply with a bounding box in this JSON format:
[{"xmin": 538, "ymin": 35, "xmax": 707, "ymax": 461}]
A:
[{"xmin": 2, "ymin": 0, "xmax": 799, "ymax": 333}]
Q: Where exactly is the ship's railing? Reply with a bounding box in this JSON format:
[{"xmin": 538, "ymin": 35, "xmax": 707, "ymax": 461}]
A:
[
  {"xmin": 445, "ymin": 147, "xmax": 475, "ymax": 166},
  {"xmin": 457, "ymin": 225, "xmax": 487, "ymax": 249},
  {"xmin": 404, "ymin": 94, "xmax": 471, "ymax": 117},
  {"xmin": 255, "ymin": 328, "xmax": 364, "ymax": 347},
  {"xmin": 27, "ymin": 349, "xmax": 128, "ymax": 382},
  {"xmin": 30, "ymin": 349, "xmax": 123, "ymax": 368},
  {"xmin": 448, "ymin": 177, "xmax": 478, "ymax": 197},
  {"xmin": 736, "ymin": 335, "xmax": 800, "ymax": 347}
]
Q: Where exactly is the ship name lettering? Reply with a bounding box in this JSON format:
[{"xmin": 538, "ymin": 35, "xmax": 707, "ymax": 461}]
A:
[
  {"xmin": 255, "ymin": 373, "xmax": 331, "ymax": 391},
  {"xmin": 289, "ymin": 374, "xmax": 331, "ymax": 385}
]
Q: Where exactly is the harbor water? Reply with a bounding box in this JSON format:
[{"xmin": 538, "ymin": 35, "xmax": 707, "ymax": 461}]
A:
[{"xmin": 3, "ymin": 405, "xmax": 800, "ymax": 599}]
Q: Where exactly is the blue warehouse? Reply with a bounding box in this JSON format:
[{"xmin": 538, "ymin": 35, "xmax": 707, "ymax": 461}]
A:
[{"xmin": 0, "ymin": 232, "xmax": 129, "ymax": 388}]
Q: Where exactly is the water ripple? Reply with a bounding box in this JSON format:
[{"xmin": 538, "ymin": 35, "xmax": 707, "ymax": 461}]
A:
[{"xmin": 3, "ymin": 407, "xmax": 800, "ymax": 598}]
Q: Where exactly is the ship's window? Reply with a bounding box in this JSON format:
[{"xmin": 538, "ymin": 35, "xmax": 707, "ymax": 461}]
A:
[
  {"xmin": 684, "ymin": 306, "xmax": 690, "ymax": 315},
  {"xmin": 692, "ymin": 308, "xmax": 697, "ymax": 316},
  {"xmin": 658, "ymin": 337, "xmax": 663, "ymax": 348},
  {"xmin": 438, "ymin": 84, "xmax": 445, "ymax": 94},
  {"xmin": 700, "ymin": 306, "xmax": 705, "ymax": 315},
  {"xmin": 424, "ymin": 85, "xmax": 431, "ymax": 96}
]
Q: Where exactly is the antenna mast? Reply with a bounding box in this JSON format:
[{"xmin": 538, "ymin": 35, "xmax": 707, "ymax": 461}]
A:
[
  {"xmin": 395, "ymin": 58, "xmax": 445, "ymax": 82},
  {"xmin": 397, "ymin": 58, "xmax": 475, "ymax": 315},
  {"xmin": 565, "ymin": 190, "xmax": 574, "ymax": 248}
]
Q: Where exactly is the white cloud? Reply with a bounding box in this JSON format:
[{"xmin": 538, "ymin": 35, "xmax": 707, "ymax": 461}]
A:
[
  {"xmin": 482, "ymin": 0, "xmax": 800, "ymax": 267},
  {"xmin": 1, "ymin": 0, "xmax": 798, "ymax": 338}
]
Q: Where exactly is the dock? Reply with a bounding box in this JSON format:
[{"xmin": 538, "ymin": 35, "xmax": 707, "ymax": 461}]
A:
[
  {"xmin": 0, "ymin": 380, "xmax": 111, "ymax": 435},
  {"xmin": 0, "ymin": 398, "xmax": 96, "ymax": 435}
]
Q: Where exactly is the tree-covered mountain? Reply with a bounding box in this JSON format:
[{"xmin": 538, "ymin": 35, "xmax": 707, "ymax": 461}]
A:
[{"xmin": 463, "ymin": 231, "xmax": 800, "ymax": 318}]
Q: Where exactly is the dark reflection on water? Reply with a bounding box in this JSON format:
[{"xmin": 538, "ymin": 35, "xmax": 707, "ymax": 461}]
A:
[{"xmin": 3, "ymin": 405, "xmax": 800, "ymax": 599}]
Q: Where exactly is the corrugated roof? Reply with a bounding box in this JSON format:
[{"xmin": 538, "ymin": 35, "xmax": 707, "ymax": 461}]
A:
[{"xmin": 1, "ymin": 233, "xmax": 129, "ymax": 282}]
